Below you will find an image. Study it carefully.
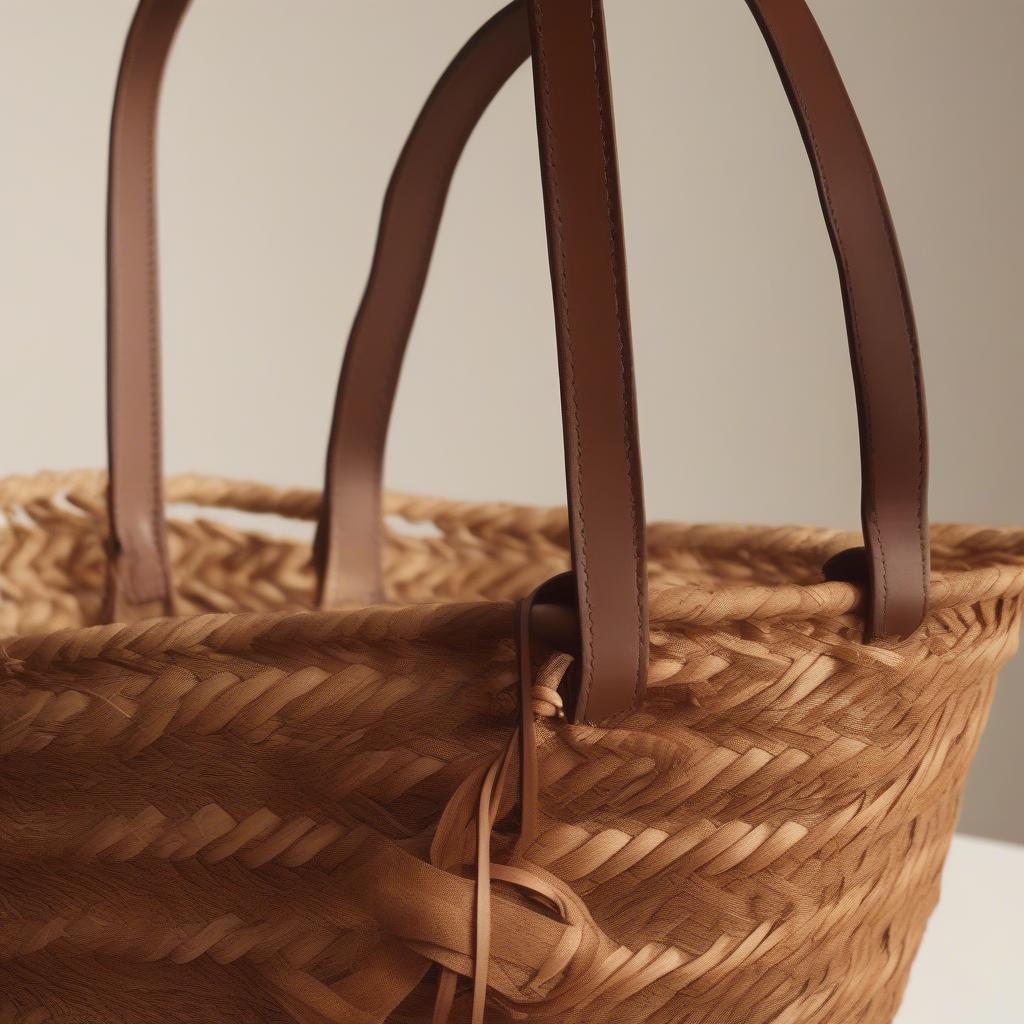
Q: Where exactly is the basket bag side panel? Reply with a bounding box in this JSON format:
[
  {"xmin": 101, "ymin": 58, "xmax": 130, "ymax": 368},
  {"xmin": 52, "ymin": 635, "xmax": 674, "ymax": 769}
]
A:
[
  {"xmin": 0, "ymin": 617, "xmax": 522, "ymax": 1023},
  {"xmin": 516, "ymin": 599, "xmax": 1022, "ymax": 1023},
  {"xmin": 3, "ymin": 586, "xmax": 1020, "ymax": 1023}
]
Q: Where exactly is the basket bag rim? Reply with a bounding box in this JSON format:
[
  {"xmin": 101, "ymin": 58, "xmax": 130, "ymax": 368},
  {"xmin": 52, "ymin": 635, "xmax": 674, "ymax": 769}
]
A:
[{"xmin": 2, "ymin": 470, "xmax": 1023, "ymax": 666}]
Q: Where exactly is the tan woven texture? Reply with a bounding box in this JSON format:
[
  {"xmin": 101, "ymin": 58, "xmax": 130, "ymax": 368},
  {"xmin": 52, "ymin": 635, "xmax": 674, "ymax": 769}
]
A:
[{"xmin": 2, "ymin": 470, "xmax": 1023, "ymax": 1023}]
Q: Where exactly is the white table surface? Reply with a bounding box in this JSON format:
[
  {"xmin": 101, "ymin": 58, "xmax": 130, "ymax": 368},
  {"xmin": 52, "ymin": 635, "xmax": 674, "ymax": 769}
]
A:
[{"xmin": 895, "ymin": 833, "xmax": 1022, "ymax": 1023}]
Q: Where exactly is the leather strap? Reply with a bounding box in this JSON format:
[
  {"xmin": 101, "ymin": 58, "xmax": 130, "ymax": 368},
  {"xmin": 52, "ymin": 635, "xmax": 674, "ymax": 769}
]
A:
[
  {"xmin": 106, "ymin": 0, "xmax": 189, "ymax": 619},
  {"xmin": 106, "ymin": 0, "xmax": 929, "ymax": 688},
  {"xmin": 318, "ymin": 0, "xmax": 931, "ymax": 640},
  {"xmin": 523, "ymin": 0, "xmax": 649, "ymax": 722},
  {"xmin": 316, "ymin": 1, "xmax": 533, "ymax": 605},
  {"xmin": 748, "ymin": 0, "xmax": 929, "ymax": 638},
  {"xmin": 105, "ymin": 0, "xmax": 532, "ymax": 612},
  {"xmin": 105, "ymin": 0, "xmax": 647, "ymax": 721}
]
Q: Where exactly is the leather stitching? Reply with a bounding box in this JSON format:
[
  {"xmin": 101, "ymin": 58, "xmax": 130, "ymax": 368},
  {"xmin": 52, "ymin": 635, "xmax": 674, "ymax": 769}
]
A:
[
  {"xmin": 338, "ymin": 153, "xmax": 459, "ymax": 604},
  {"xmin": 325, "ymin": 8, "xmax": 528, "ymax": 606},
  {"xmin": 532, "ymin": 1, "xmax": 596, "ymax": 715},
  {"xmin": 317, "ymin": 150, "xmax": 435, "ymax": 603},
  {"xmin": 759, "ymin": 10, "xmax": 901, "ymax": 632},
  {"xmin": 588, "ymin": 1, "xmax": 644, "ymax": 708},
  {"xmin": 775, "ymin": 4, "xmax": 928, "ymax": 631},
  {"xmin": 861, "ymin": 158, "xmax": 929, "ymax": 627},
  {"xmin": 109, "ymin": 6, "xmax": 139, "ymax": 600},
  {"xmin": 140, "ymin": 4, "xmax": 171, "ymax": 609},
  {"xmin": 112, "ymin": 0, "xmax": 172, "ymax": 608}
]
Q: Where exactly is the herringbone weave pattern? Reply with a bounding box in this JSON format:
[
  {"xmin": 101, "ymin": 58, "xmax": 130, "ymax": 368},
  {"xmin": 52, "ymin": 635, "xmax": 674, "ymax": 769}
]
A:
[{"xmin": 2, "ymin": 471, "xmax": 1022, "ymax": 1023}]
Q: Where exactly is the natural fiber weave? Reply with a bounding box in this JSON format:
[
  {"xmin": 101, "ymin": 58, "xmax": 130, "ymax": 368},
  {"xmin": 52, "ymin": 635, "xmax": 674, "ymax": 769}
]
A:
[{"xmin": 2, "ymin": 470, "xmax": 1022, "ymax": 1023}]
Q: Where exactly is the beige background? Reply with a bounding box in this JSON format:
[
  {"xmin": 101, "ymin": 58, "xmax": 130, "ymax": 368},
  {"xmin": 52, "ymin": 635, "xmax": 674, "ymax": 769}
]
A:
[{"xmin": 1, "ymin": 1, "xmax": 1021, "ymax": 842}]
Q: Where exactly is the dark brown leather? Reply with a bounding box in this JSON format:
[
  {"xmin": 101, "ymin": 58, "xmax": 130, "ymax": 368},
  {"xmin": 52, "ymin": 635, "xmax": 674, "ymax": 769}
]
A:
[
  {"xmin": 316, "ymin": 1, "xmax": 533, "ymax": 605},
  {"xmin": 106, "ymin": 0, "xmax": 929, "ymax": 718},
  {"xmin": 105, "ymin": 0, "xmax": 532, "ymax": 612},
  {"xmin": 105, "ymin": 0, "xmax": 648, "ymax": 721},
  {"xmin": 747, "ymin": 0, "xmax": 929, "ymax": 638},
  {"xmin": 524, "ymin": 0, "xmax": 649, "ymax": 723},
  {"xmin": 106, "ymin": 0, "xmax": 189, "ymax": 620},
  {"xmin": 320, "ymin": 0, "xmax": 930, "ymax": 641}
]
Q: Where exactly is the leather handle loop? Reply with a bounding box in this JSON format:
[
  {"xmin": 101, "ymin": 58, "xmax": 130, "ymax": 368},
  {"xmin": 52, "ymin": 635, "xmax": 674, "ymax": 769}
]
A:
[
  {"xmin": 106, "ymin": 0, "xmax": 188, "ymax": 621},
  {"xmin": 319, "ymin": 0, "xmax": 930, "ymax": 641},
  {"xmin": 104, "ymin": 0, "xmax": 648, "ymax": 721},
  {"xmin": 525, "ymin": 0, "xmax": 648, "ymax": 723},
  {"xmin": 747, "ymin": 0, "xmax": 929, "ymax": 639},
  {"xmin": 315, "ymin": 1, "xmax": 534, "ymax": 606},
  {"xmin": 105, "ymin": 0, "xmax": 929, "ymax": 700}
]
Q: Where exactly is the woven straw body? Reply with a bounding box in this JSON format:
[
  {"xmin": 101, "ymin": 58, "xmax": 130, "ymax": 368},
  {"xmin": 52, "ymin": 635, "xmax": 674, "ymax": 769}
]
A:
[{"xmin": 2, "ymin": 470, "xmax": 1022, "ymax": 1024}]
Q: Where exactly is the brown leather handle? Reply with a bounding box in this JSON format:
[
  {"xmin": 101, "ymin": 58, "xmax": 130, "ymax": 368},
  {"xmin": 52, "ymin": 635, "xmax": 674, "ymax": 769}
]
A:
[
  {"xmin": 526, "ymin": 0, "xmax": 648, "ymax": 722},
  {"xmin": 105, "ymin": 0, "xmax": 531, "ymax": 615},
  {"xmin": 314, "ymin": 1, "xmax": 534, "ymax": 606},
  {"xmin": 105, "ymin": 0, "xmax": 648, "ymax": 723},
  {"xmin": 106, "ymin": 0, "xmax": 187, "ymax": 620},
  {"xmin": 106, "ymin": 0, "xmax": 929, "ymax": 722},
  {"xmin": 317, "ymin": 0, "xmax": 930, "ymax": 640}
]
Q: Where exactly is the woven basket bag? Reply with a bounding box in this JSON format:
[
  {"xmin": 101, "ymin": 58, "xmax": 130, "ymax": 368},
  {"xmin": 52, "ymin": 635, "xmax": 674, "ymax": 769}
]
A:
[{"xmin": 3, "ymin": 2, "xmax": 1021, "ymax": 1022}]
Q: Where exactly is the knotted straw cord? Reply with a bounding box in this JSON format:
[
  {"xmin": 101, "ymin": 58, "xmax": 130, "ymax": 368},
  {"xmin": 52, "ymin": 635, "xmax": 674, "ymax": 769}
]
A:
[
  {"xmin": 426, "ymin": 595, "xmax": 678, "ymax": 1024},
  {"xmin": 431, "ymin": 594, "xmax": 548, "ymax": 1023},
  {"xmin": 426, "ymin": 590, "xmax": 622, "ymax": 1023}
]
